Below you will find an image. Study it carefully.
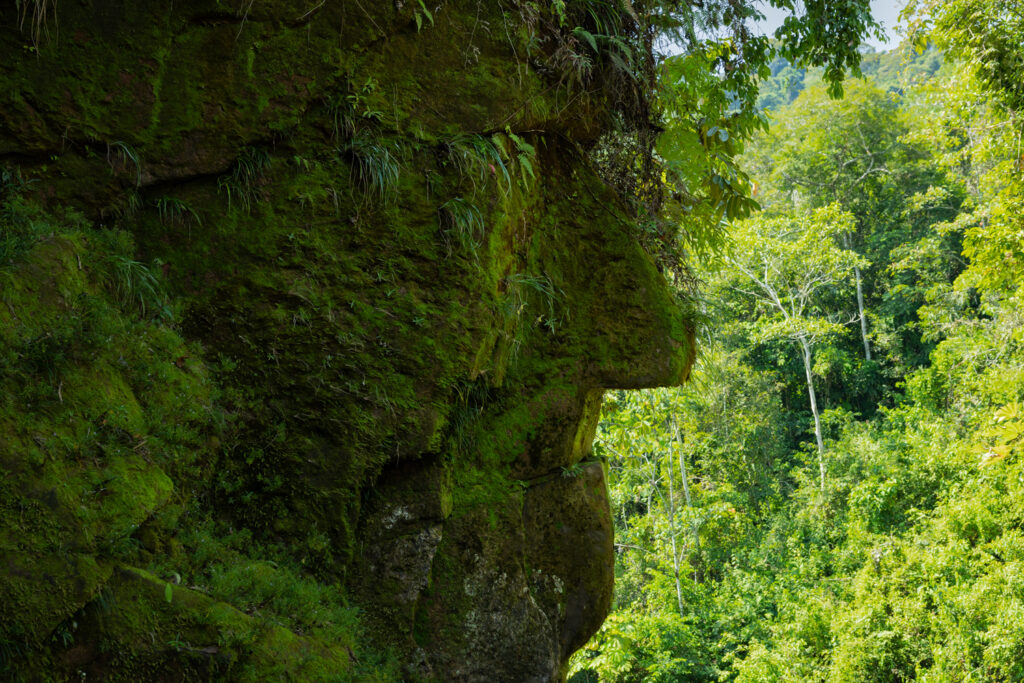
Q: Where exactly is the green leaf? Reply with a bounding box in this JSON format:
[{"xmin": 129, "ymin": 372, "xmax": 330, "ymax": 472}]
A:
[
  {"xmin": 518, "ymin": 155, "xmax": 535, "ymax": 183},
  {"xmin": 414, "ymin": 0, "xmax": 433, "ymax": 30},
  {"xmin": 573, "ymin": 27, "xmax": 598, "ymax": 54}
]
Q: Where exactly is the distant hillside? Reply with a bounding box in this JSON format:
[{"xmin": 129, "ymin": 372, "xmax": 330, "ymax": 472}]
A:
[{"xmin": 757, "ymin": 44, "xmax": 945, "ymax": 110}]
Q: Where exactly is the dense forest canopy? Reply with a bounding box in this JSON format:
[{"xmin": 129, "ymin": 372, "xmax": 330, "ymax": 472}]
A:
[{"xmin": 571, "ymin": 1, "xmax": 1024, "ymax": 681}]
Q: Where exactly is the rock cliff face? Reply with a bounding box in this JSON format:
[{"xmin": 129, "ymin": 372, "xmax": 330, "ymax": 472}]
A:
[{"xmin": 0, "ymin": 2, "xmax": 694, "ymax": 680}]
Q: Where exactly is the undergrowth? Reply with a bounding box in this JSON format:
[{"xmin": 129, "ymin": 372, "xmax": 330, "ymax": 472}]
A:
[{"xmin": 0, "ymin": 167, "xmax": 47, "ymax": 267}]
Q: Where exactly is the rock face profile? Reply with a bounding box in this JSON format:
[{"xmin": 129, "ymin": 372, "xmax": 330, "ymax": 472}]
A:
[{"xmin": 0, "ymin": 2, "xmax": 693, "ymax": 679}]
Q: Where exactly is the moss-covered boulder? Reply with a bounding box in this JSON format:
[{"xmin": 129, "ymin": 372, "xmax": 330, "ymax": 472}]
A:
[{"xmin": 0, "ymin": 1, "xmax": 694, "ymax": 679}]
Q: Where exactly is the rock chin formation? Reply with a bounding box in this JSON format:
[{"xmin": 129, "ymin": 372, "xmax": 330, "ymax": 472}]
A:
[{"xmin": 0, "ymin": 2, "xmax": 694, "ymax": 680}]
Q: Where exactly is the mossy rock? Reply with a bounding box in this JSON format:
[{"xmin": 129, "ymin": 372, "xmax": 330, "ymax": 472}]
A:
[{"xmin": 1, "ymin": 1, "xmax": 695, "ymax": 679}]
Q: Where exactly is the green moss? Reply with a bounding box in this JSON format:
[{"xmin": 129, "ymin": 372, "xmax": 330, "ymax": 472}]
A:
[
  {"xmin": 87, "ymin": 566, "xmax": 357, "ymax": 682},
  {"xmin": 1, "ymin": 1, "xmax": 696, "ymax": 677},
  {"xmin": 0, "ymin": 193, "xmax": 395, "ymax": 678}
]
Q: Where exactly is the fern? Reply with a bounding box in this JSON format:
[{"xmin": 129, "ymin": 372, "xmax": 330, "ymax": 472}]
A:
[
  {"xmin": 443, "ymin": 134, "xmax": 512, "ymax": 195},
  {"xmin": 507, "ymin": 132, "xmax": 537, "ymax": 186}
]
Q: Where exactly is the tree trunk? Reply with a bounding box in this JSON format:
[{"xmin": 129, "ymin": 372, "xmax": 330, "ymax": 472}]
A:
[
  {"xmin": 663, "ymin": 449, "xmax": 685, "ymax": 616},
  {"xmin": 855, "ymin": 264, "xmax": 872, "ymax": 361},
  {"xmin": 842, "ymin": 232, "xmax": 872, "ymax": 361},
  {"xmin": 673, "ymin": 421, "xmax": 699, "ymax": 582},
  {"xmin": 672, "ymin": 420, "xmax": 692, "ymax": 508},
  {"xmin": 799, "ymin": 337, "xmax": 826, "ymax": 491}
]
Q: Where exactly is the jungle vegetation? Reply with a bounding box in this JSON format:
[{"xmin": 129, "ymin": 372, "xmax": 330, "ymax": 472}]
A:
[{"xmin": 572, "ymin": 1, "xmax": 1024, "ymax": 681}]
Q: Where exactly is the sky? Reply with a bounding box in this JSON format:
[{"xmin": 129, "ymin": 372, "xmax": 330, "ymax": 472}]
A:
[{"xmin": 754, "ymin": 0, "xmax": 909, "ymax": 51}]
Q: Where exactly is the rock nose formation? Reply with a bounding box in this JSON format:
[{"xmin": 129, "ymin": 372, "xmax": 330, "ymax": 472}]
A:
[{"xmin": 0, "ymin": 2, "xmax": 694, "ymax": 679}]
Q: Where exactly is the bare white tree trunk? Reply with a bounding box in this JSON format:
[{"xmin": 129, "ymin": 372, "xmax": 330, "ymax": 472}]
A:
[
  {"xmin": 663, "ymin": 450, "xmax": 684, "ymax": 616},
  {"xmin": 855, "ymin": 264, "xmax": 872, "ymax": 361},
  {"xmin": 799, "ymin": 337, "xmax": 826, "ymax": 491},
  {"xmin": 673, "ymin": 420, "xmax": 698, "ymax": 582},
  {"xmin": 842, "ymin": 232, "xmax": 872, "ymax": 361},
  {"xmin": 673, "ymin": 420, "xmax": 692, "ymax": 508}
]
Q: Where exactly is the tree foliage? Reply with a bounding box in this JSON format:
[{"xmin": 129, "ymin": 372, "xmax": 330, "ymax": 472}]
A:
[
  {"xmin": 572, "ymin": 3, "xmax": 1024, "ymax": 680},
  {"xmin": 567, "ymin": 0, "xmax": 881, "ymax": 277}
]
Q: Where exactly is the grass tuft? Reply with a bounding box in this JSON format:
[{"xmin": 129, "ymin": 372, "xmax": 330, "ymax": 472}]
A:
[
  {"xmin": 344, "ymin": 133, "xmax": 401, "ymax": 202},
  {"xmin": 439, "ymin": 197, "xmax": 484, "ymax": 258},
  {"xmin": 107, "ymin": 141, "xmax": 143, "ymax": 187},
  {"xmin": 104, "ymin": 255, "xmax": 169, "ymax": 319},
  {"xmin": 154, "ymin": 197, "xmax": 202, "ymax": 232},
  {"xmin": 505, "ymin": 273, "xmax": 565, "ymax": 334},
  {"xmin": 218, "ymin": 147, "xmax": 270, "ymax": 213},
  {"xmin": 15, "ymin": 0, "xmax": 55, "ymax": 49}
]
